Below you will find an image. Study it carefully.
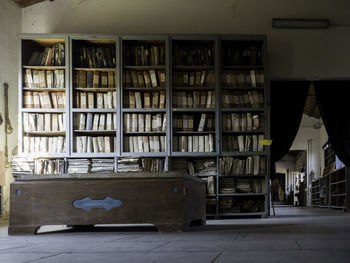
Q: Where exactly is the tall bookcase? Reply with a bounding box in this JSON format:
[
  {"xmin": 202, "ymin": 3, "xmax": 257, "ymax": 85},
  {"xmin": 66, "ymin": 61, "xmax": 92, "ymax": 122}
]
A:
[{"xmin": 17, "ymin": 34, "xmax": 270, "ymax": 218}]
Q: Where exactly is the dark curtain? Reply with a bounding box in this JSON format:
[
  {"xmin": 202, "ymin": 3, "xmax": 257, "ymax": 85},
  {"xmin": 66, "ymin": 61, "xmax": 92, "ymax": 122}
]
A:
[
  {"xmin": 314, "ymin": 81, "xmax": 350, "ymax": 167},
  {"xmin": 270, "ymin": 81, "xmax": 309, "ymax": 165}
]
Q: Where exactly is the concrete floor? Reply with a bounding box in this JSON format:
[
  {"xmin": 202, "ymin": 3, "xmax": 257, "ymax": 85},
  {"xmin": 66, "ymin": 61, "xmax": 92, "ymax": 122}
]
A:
[{"xmin": 0, "ymin": 206, "xmax": 349, "ymax": 263}]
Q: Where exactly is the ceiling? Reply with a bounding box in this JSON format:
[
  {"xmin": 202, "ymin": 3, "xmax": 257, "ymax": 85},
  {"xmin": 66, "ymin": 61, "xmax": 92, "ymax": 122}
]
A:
[
  {"xmin": 304, "ymin": 84, "xmax": 320, "ymax": 119},
  {"xmin": 13, "ymin": 0, "xmax": 46, "ymax": 8}
]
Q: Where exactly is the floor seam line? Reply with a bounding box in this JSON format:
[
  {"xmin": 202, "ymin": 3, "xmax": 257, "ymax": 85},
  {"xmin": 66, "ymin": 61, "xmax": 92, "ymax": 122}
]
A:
[
  {"xmin": 211, "ymin": 251, "xmax": 223, "ymax": 263},
  {"xmin": 23, "ymin": 252, "xmax": 63, "ymax": 263}
]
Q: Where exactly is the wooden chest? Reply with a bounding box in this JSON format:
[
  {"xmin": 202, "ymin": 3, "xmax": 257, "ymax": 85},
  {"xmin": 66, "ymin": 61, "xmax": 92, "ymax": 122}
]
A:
[{"xmin": 9, "ymin": 172, "xmax": 206, "ymax": 235}]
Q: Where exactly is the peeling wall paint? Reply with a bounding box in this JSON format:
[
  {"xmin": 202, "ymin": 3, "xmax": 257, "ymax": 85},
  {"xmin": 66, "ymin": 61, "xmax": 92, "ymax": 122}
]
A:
[{"xmin": 0, "ymin": 0, "xmax": 21, "ymax": 219}]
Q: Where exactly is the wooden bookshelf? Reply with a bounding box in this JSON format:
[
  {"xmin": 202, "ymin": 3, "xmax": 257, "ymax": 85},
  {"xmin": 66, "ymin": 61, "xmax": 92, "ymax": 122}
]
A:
[{"xmin": 17, "ymin": 34, "xmax": 270, "ymax": 218}]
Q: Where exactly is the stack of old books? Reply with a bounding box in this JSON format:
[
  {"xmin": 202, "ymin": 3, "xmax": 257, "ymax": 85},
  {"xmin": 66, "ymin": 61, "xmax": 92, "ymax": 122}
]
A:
[
  {"xmin": 235, "ymin": 178, "xmax": 252, "ymax": 193},
  {"xmin": 117, "ymin": 157, "xmax": 142, "ymax": 172},
  {"xmin": 219, "ymin": 177, "xmax": 235, "ymax": 194},
  {"xmin": 67, "ymin": 159, "xmax": 91, "ymax": 173},
  {"xmin": 12, "ymin": 156, "xmax": 34, "ymax": 175},
  {"xmin": 91, "ymin": 159, "xmax": 114, "ymax": 173}
]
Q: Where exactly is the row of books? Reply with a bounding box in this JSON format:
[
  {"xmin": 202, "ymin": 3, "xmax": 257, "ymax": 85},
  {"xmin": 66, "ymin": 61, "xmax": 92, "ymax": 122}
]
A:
[
  {"xmin": 187, "ymin": 159, "xmax": 217, "ymax": 176},
  {"xmin": 123, "ymin": 113, "xmax": 166, "ymax": 132},
  {"xmin": 74, "ymin": 70, "xmax": 115, "ymax": 89},
  {"xmin": 24, "ymin": 69, "xmax": 65, "ymax": 89},
  {"xmin": 27, "ymin": 43, "xmax": 65, "ymax": 66},
  {"xmin": 172, "ymin": 70, "xmax": 215, "ymax": 87},
  {"xmin": 23, "ymin": 113, "xmax": 65, "ymax": 132},
  {"xmin": 173, "ymin": 44, "xmax": 214, "ymax": 66},
  {"xmin": 23, "ymin": 91, "xmax": 65, "ymax": 109},
  {"xmin": 117, "ymin": 157, "xmax": 165, "ymax": 172},
  {"xmin": 173, "ymin": 135, "xmax": 215, "ymax": 152},
  {"xmin": 173, "ymin": 114, "xmax": 215, "ymax": 132},
  {"xmin": 124, "ymin": 91, "xmax": 165, "ymax": 108},
  {"xmin": 219, "ymin": 156, "xmax": 266, "ymax": 176},
  {"xmin": 124, "ymin": 136, "xmax": 166, "ymax": 153},
  {"xmin": 23, "ymin": 136, "xmax": 66, "ymax": 154},
  {"xmin": 221, "ymin": 70, "xmax": 264, "ymax": 88},
  {"xmin": 123, "ymin": 43, "xmax": 165, "ymax": 66},
  {"xmin": 75, "ymin": 91, "xmax": 117, "ymax": 109},
  {"xmin": 172, "ymin": 90, "xmax": 215, "ymax": 108},
  {"xmin": 222, "ymin": 113, "xmax": 264, "ymax": 132},
  {"xmin": 75, "ymin": 136, "xmax": 115, "ymax": 153},
  {"xmin": 222, "ymin": 135, "xmax": 264, "ymax": 152},
  {"xmin": 222, "ymin": 45, "xmax": 263, "ymax": 66},
  {"xmin": 219, "ymin": 177, "xmax": 264, "ymax": 194},
  {"xmin": 123, "ymin": 70, "xmax": 165, "ymax": 88},
  {"xmin": 222, "ymin": 90, "xmax": 263, "ymax": 108},
  {"xmin": 75, "ymin": 113, "xmax": 116, "ymax": 131},
  {"xmin": 75, "ymin": 46, "xmax": 116, "ymax": 68},
  {"xmin": 34, "ymin": 158, "xmax": 65, "ymax": 175}
]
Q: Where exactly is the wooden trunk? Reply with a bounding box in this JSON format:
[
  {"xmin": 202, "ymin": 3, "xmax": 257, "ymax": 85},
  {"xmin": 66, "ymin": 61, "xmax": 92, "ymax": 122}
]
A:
[{"xmin": 9, "ymin": 172, "xmax": 206, "ymax": 235}]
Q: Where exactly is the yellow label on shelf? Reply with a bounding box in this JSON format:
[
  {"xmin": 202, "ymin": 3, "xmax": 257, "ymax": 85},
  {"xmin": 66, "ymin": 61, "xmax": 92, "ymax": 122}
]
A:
[{"xmin": 259, "ymin": 139, "xmax": 272, "ymax": 146}]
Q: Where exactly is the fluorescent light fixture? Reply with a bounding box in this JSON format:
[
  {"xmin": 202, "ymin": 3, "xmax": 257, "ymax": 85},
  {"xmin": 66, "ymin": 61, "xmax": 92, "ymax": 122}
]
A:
[{"xmin": 272, "ymin": 18, "xmax": 329, "ymax": 29}]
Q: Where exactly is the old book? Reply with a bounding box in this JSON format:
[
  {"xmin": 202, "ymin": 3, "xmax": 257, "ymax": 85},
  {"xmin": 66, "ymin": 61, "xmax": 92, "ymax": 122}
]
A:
[
  {"xmin": 36, "ymin": 114, "xmax": 44, "ymax": 131},
  {"xmin": 156, "ymin": 70, "xmax": 165, "ymax": 87},
  {"xmin": 151, "ymin": 115, "xmax": 157, "ymax": 131},
  {"xmin": 200, "ymin": 91, "xmax": 207, "ymax": 108},
  {"xmin": 92, "ymin": 137, "xmax": 99, "ymax": 153},
  {"xmin": 204, "ymin": 135, "xmax": 210, "ymax": 152},
  {"xmin": 112, "ymin": 91, "xmax": 117, "ymax": 108},
  {"xmin": 143, "ymin": 71, "xmax": 151, "ymax": 87},
  {"xmin": 24, "ymin": 91, "xmax": 34, "ymax": 108},
  {"xmin": 198, "ymin": 114, "xmax": 207, "ymax": 132},
  {"xmin": 85, "ymin": 113, "xmax": 93, "ymax": 130},
  {"xmin": 258, "ymin": 134, "xmax": 264, "ymax": 152},
  {"xmin": 138, "ymin": 114, "xmax": 145, "ymax": 132},
  {"xmin": 159, "ymin": 90, "xmax": 165, "ymax": 108},
  {"xmin": 162, "ymin": 114, "xmax": 167, "ymax": 132},
  {"xmin": 129, "ymin": 92, "xmax": 136, "ymax": 108},
  {"xmin": 145, "ymin": 114, "xmax": 151, "ymax": 132},
  {"xmin": 152, "ymin": 92, "xmax": 159, "ymax": 108},
  {"xmin": 135, "ymin": 92, "xmax": 142, "ymax": 108},
  {"xmin": 46, "ymin": 70, "xmax": 53, "ymax": 88},
  {"xmin": 101, "ymin": 72, "xmax": 108, "ymax": 88},
  {"xmin": 183, "ymin": 72, "xmax": 189, "ymax": 86},
  {"xmin": 183, "ymin": 115, "xmax": 189, "ymax": 131},
  {"xmin": 40, "ymin": 92, "xmax": 52, "ymax": 109},
  {"xmin": 131, "ymin": 113, "xmax": 138, "ymax": 132},
  {"xmin": 143, "ymin": 136, "xmax": 150, "ymax": 152},
  {"xmin": 186, "ymin": 93, "xmax": 193, "ymax": 108},
  {"xmin": 137, "ymin": 136, "xmax": 143, "ymax": 152},
  {"xmin": 33, "ymin": 92, "xmax": 41, "ymax": 108},
  {"xmin": 245, "ymin": 135, "xmax": 252, "ymax": 151},
  {"xmin": 195, "ymin": 71, "xmax": 201, "ymax": 86},
  {"xmin": 137, "ymin": 71, "xmax": 145, "ymax": 87},
  {"xmin": 144, "ymin": 92, "xmax": 151, "ymax": 108},
  {"xmin": 193, "ymin": 135, "xmax": 199, "ymax": 152},
  {"xmin": 128, "ymin": 137, "xmax": 134, "ymax": 152},
  {"xmin": 206, "ymin": 91, "xmax": 212, "ymax": 108},
  {"xmin": 86, "ymin": 71, "xmax": 93, "ymax": 88},
  {"xmin": 80, "ymin": 92, "xmax": 87, "ymax": 108},
  {"xmin": 27, "ymin": 114, "xmax": 36, "ymax": 131},
  {"xmin": 131, "ymin": 71, "xmax": 139, "ymax": 87},
  {"xmin": 108, "ymin": 71, "xmax": 115, "ymax": 88},
  {"xmin": 160, "ymin": 136, "xmax": 166, "ymax": 152},
  {"xmin": 106, "ymin": 92, "xmax": 113, "ymax": 109},
  {"xmin": 106, "ymin": 113, "xmax": 113, "ymax": 130},
  {"xmin": 173, "ymin": 136, "xmax": 178, "ymax": 152},
  {"xmin": 88, "ymin": 92, "xmax": 94, "ymax": 108},
  {"xmin": 24, "ymin": 70, "xmax": 34, "ymax": 88},
  {"xmin": 156, "ymin": 113, "xmax": 162, "ymax": 131},
  {"xmin": 78, "ymin": 113, "xmax": 86, "ymax": 130},
  {"xmin": 153, "ymin": 136, "xmax": 160, "ymax": 152},
  {"xmin": 78, "ymin": 71, "xmax": 86, "ymax": 88},
  {"xmin": 104, "ymin": 137, "xmax": 111, "ymax": 153},
  {"xmin": 188, "ymin": 136, "xmax": 193, "ymax": 152},
  {"xmin": 93, "ymin": 71, "xmax": 100, "ymax": 88},
  {"xmin": 22, "ymin": 112, "xmax": 29, "ymax": 132},
  {"xmin": 92, "ymin": 114, "xmax": 100, "ymax": 130},
  {"xmin": 32, "ymin": 70, "xmax": 40, "ymax": 88},
  {"xmin": 149, "ymin": 136, "xmax": 154, "ymax": 152},
  {"xmin": 149, "ymin": 70, "xmax": 157, "ymax": 87},
  {"xmin": 200, "ymin": 71, "xmax": 206, "ymax": 86},
  {"xmin": 44, "ymin": 113, "xmax": 51, "ymax": 131},
  {"xmin": 98, "ymin": 114, "xmax": 105, "ymax": 130},
  {"xmin": 96, "ymin": 93, "xmax": 104, "ymax": 108},
  {"xmin": 209, "ymin": 134, "xmax": 214, "ymax": 152},
  {"xmin": 198, "ymin": 136, "xmax": 204, "ymax": 152},
  {"xmin": 189, "ymin": 72, "xmax": 195, "ymax": 86}
]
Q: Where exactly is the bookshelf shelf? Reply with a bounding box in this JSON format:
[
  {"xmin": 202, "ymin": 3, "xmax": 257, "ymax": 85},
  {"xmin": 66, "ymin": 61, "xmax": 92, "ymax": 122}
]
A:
[
  {"xmin": 23, "ymin": 66, "xmax": 66, "ymax": 70},
  {"xmin": 73, "ymin": 68, "xmax": 116, "ymax": 72},
  {"xmin": 16, "ymin": 34, "xmax": 269, "ymax": 219},
  {"xmin": 217, "ymin": 193, "xmax": 266, "ymax": 197}
]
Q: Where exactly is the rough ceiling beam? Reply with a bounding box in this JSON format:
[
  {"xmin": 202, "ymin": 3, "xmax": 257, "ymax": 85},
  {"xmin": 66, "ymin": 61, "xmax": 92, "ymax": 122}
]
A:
[{"xmin": 13, "ymin": 0, "xmax": 47, "ymax": 8}]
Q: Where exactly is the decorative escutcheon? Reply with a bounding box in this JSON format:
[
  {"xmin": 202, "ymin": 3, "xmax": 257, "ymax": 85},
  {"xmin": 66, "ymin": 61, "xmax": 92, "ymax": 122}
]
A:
[{"xmin": 73, "ymin": 197, "xmax": 122, "ymax": 211}]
